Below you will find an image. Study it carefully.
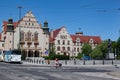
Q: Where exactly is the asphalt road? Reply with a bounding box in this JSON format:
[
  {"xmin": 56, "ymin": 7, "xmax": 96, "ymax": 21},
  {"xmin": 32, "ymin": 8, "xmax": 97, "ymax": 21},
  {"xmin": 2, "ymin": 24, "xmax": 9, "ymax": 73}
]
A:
[{"xmin": 0, "ymin": 62, "xmax": 119, "ymax": 80}]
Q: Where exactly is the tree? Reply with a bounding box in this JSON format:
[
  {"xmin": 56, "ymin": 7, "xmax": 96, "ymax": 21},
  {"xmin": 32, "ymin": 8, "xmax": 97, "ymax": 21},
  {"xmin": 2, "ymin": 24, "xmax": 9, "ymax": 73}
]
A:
[
  {"xmin": 117, "ymin": 37, "xmax": 120, "ymax": 54},
  {"xmin": 91, "ymin": 46, "xmax": 102, "ymax": 59},
  {"xmin": 116, "ymin": 37, "xmax": 120, "ymax": 59},
  {"xmin": 77, "ymin": 52, "xmax": 83, "ymax": 59},
  {"xmin": 81, "ymin": 43, "xmax": 92, "ymax": 56},
  {"xmin": 112, "ymin": 41, "xmax": 117, "ymax": 53},
  {"xmin": 98, "ymin": 40, "xmax": 108, "ymax": 59}
]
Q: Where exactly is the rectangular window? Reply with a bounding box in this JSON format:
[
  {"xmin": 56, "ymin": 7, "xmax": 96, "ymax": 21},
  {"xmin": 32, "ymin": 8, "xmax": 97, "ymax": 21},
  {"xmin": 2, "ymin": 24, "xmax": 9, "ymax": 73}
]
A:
[
  {"xmin": 74, "ymin": 48, "xmax": 76, "ymax": 52},
  {"xmin": 77, "ymin": 48, "xmax": 79, "ymax": 52},
  {"xmin": 58, "ymin": 40, "xmax": 60, "ymax": 44}
]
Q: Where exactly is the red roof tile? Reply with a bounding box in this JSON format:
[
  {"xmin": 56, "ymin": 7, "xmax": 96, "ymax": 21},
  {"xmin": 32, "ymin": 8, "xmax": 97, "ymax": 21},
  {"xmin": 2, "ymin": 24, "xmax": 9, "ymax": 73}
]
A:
[
  {"xmin": 49, "ymin": 28, "xmax": 62, "ymax": 43},
  {"xmin": 71, "ymin": 35, "xmax": 102, "ymax": 44},
  {"xmin": 50, "ymin": 27, "xmax": 102, "ymax": 44}
]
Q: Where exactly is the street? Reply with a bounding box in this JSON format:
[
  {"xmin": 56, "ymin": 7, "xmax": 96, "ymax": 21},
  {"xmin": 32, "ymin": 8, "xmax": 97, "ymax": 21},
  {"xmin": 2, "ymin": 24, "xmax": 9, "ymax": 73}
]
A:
[{"xmin": 0, "ymin": 62, "xmax": 119, "ymax": 80}]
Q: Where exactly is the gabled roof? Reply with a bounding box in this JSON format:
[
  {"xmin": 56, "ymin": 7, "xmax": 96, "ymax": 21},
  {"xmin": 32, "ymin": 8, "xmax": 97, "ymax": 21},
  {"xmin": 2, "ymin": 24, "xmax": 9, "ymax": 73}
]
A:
[
  {"xmin": 3, "ymin": 21, "xmax": 18, "ymax": 33},
  {"xmin": 50, "ymin": 27, "xmax": 102, "ymax": 44},
  {"xmin": 71, "ymin": 35, "xmax": 102, "ymax": 44},
  {"xmin": 49, "ymin": 27, "xmax": 64, "ymax": 43}
]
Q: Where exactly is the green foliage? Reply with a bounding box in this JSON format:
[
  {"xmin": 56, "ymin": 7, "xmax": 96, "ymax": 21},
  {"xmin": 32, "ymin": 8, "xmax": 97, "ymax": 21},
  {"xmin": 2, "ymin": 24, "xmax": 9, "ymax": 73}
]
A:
[
  {"xmin": 43, "ymin": 56, "xmax": 49, "ymax": 60},
  {"xmin": 49, "ymin": 52, "xmax": 56, "ymax": 60},
  {"xmin": 77, "ymin": 53, "xmax": 83, "ymax": 59},
  {"xmin": 48, "ymin": 52, "xmax": 69, "ymax": 60},
  {"xmin": 116, "ymin": 39, "xmax": 120, "ymax": 60},
  {"xmin": 98, "ymin": 40, "xmax": 108, "ymax": 59},
  {"xmin": 54, "ymin": 55, "xmax": 69, "ymax": 60},
  {"xmin": 117, "ymin": 37, "xmax": 120, "ymax": 48},
  {"xmin": 81, "ymin": 43, "xmax": 92, "ymax": 56},
  {"xmin": 116, "ymin": 55, "xmax": 120, "ymax": 60},
  {"xmin": 91, "ymin": 46, "xmax": 102, "ymax": 59},
  {"xmin": 112, "ymin": 41, "xmax": 117, "ymax": 53}
]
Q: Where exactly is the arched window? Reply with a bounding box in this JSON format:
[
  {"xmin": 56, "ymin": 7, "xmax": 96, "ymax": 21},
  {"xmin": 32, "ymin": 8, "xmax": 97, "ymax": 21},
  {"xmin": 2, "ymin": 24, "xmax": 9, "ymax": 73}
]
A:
[
  {"xmin": 34, "ymin": 32, "xmax": 38, "ymax": 41},
  {"xmin": 20, "ymin": 31, "xmax": 24, "ymax": 41},
  {"xmin": 58, "ymin": 40, "xmax": 60, "ymax": 44},
  {"xmin": 57, "ymin": 46, "xmax": 60, "ymax": 51},
  {"xmin": 68, "ymin": 40, "xmax": 70, "ymax": 45},
  {"xmin": 62, "ymin": 47, "xmax": 65, "ymax": 51},
  {"xmin": 62, "ymin": 40, "xmax": 65, "ymax": 45},
  {"xmin": 74, "ymin": 48, "xmax": 76, "ymax": 52},
  {"xmin": 27, "ymin": 31, "xmax": 31, "ymax": 41},
  {"xmin": 67, "ymin": 47, "xmax": 70, "ymax": 51},
  {"xmin": 77, "ymin": 48, "xmax": 79, "ymax": 52}
]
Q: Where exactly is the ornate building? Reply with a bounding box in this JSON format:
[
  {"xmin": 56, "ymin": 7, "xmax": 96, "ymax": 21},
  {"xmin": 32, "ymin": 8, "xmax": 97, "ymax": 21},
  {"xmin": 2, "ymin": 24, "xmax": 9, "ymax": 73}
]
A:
[
  {"xmin": 0, "ymin": 10, "xmax": 102, "ymax": 58},
  {"xmin": 0, "ymin": 11, "xmax": 49, "ymax": 58},
  {"xmin": 50, "ymin": 27, "xmax": 102, "ymax": 57},
  {"xmin": 50, "ymin": 27, "xmax": 73, "ymax": 56}
]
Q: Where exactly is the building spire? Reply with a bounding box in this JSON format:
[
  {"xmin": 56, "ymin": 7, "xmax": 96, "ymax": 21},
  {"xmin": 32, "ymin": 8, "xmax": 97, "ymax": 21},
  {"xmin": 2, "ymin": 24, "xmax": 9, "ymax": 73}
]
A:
[{"xmin": 75, "ymin": 27, "xmax": 83, "ymax": 36}]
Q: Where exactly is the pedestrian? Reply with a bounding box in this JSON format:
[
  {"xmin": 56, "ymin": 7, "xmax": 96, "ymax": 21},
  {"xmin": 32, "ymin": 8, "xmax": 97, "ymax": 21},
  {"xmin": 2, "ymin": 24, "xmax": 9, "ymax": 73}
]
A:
[{"xmin": 55, "ymin": 58, "xmax": 59, "ymax": 69}]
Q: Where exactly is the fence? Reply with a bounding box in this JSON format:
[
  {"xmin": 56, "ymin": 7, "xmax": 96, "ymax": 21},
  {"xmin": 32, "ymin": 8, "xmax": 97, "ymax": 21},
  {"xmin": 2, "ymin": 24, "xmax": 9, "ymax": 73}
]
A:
[{"xmin": 24, "ymin": 58, "xmax": 120, "ymax": 66}]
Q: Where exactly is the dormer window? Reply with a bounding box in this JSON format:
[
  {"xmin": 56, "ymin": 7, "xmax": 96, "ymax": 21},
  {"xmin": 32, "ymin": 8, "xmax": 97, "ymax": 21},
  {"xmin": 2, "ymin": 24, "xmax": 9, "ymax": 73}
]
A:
[
  {"xmin": 89, "ymin": 38, "xmax": 93, "ymax": 43},
  {"xmin": 76, "ymin": 37, "xmax": 80, "ymax": 42}
]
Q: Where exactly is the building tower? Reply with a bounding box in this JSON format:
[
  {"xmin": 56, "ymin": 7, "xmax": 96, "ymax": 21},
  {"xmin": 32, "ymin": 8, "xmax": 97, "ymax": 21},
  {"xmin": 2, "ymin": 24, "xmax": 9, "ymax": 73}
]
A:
[
  {"xmin": 42, "ymin": 21, "xmax": 49, "ymax": 34},
  {"xmin": 5, "ymin": 18, "xmax": 14, "ymax": 50}
]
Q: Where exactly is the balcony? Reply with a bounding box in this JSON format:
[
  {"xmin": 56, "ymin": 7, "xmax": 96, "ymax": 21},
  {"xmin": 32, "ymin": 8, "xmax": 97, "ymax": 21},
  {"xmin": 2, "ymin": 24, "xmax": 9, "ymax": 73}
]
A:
[
  {"xmin": 34, "ymin": 40, "xmax": 39, "ymax": 45},
  {"xmin": 27, "ymin": 41, "xmax": 32, "ymax": 44},
  {"xmin": 20, "ymin": 40, "xmax": 25, "ymax": 44}
]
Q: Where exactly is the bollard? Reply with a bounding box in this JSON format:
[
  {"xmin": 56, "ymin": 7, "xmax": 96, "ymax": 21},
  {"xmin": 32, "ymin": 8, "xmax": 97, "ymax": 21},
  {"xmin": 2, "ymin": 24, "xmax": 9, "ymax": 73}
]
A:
[
  {"xmin": 103, "ymin": 60, "xmax": 104, "ymax": 65},
  {"xmin": 93, "ymin": 60, "xmax": 95, "ymax": 65},
  {"xmin": 112, "ymin": 60, "xmax": 114, "ymax": 65},
  {"xmin": 32, "ymin": 60, "xmax": 33, "ymax": 63},
  {"xmin": 65, "ymin": 60, "xmax": 67, "ymax": 65},
  {"xmin": 74, "ymin": 60, "xmax": 76, "ymax": 65},
  {"xmin": 42, "ymin": 60, "xmax": 44, "ymax": 64},
  {"xmin": 37, "ymin": 60, "xmax": 38, "ymax": 64},
  {"xmin": 39, "ymin": 60, "xmax": 41, "ymax": 64},
  {"xmin": 83, "ymin": 60, "xmax": 85, "ymax": 65}
]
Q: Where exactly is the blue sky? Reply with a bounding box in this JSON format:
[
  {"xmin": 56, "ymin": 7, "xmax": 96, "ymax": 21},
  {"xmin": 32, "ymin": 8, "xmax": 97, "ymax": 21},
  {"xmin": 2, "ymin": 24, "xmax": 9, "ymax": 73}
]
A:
[{"xmin": 0, "ymin": 0, "xmax": 120, "ymax": 41}]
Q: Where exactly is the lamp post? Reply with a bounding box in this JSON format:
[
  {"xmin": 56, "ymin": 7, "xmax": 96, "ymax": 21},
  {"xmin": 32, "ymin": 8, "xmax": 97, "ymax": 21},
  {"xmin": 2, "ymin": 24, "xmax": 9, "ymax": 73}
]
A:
[
  {"xmin": 17, "ymin": 6, "xmax": 22, "ymax": 50},
  {"xmin": 18, "ymin": 6, "xmax": 22, "ymax": 20}
]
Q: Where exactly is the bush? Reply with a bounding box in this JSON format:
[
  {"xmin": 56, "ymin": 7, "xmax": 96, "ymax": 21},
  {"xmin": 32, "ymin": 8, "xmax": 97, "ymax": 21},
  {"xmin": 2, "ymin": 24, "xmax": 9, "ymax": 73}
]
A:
[
  {"xmin": 117, "ymin": 55, "xmax": 120, "ymax": 60},
  {"xmin": 48, "ymin": 53, "xmax": 69, "ymax": 60},
  {"xmin": 77, "ymin": 53, "xmax": 83, "ymax": 59},
  {"xmin": 43, "ymin": 56, "xmax": 49, "ymax": 60},
  {"xmin": 55, "ymin": 55, "xmax": 69, "ymax": 60}
]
